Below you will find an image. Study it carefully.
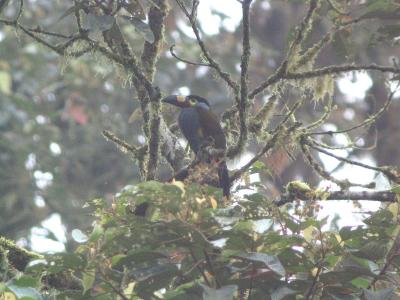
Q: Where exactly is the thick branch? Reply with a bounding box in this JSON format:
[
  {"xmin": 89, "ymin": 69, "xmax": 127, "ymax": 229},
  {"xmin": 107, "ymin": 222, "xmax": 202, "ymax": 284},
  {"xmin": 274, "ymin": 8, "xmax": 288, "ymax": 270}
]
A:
[
  {"xmin": 142, "ymin": 0, "xmax": 168, "ymax": 180},
  {"xmin": 229, "ymin": 0, "xmax": 252, "ymax": 157}
]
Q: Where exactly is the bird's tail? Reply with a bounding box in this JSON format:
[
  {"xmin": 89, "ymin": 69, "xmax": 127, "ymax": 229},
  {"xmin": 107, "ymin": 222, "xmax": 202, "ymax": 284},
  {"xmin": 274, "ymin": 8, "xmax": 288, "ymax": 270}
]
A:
[{"xmin": 218, "ymin": 161, "xmax": 230, "ymax": 199}]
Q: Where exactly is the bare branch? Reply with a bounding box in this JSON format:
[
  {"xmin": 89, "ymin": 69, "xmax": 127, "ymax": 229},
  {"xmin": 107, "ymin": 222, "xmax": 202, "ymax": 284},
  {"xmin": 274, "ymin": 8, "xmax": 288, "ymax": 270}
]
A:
[
  {"xmin": 169, "ymin": 44, "xmax": 209, "ymax": 67},
  {"xmin": 231, "ymin": 119, "xmax": 302, "ymax": 182},
  {"xmin": 175, "ymin": 0, "xmax": 239, "ymax": 93},
  {"xmin": 308, "ymin": 82, "xmax": 398, "ymax": 136},
  {"xmin": 306, "ymin": 139, "xmax": 387, "ymax": 176}
]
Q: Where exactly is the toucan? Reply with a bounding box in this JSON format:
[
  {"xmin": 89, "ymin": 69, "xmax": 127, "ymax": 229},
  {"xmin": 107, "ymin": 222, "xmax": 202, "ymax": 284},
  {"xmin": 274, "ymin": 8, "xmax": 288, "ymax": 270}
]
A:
[{"xmin": 162, "ymin": 95, "xmax": 230, "ymax": 198}]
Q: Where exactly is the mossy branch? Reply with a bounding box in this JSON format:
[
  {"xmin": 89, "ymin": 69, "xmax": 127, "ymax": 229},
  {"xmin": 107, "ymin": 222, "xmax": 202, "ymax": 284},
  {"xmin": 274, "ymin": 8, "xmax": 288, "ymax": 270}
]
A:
[
  {"xmin": 0, "ymin": 236, "xmax": 42, "ymax": 271},
  {"xmin": 276, "ymin": 190, "xmax": 397, "ymax": 206}
]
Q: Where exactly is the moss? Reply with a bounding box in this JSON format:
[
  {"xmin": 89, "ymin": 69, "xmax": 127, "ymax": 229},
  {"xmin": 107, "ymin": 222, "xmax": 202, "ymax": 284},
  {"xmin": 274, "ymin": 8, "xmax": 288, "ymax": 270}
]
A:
[{"xmin": 0, "ymin": 236, "xmax": 42, "ymax": 271}]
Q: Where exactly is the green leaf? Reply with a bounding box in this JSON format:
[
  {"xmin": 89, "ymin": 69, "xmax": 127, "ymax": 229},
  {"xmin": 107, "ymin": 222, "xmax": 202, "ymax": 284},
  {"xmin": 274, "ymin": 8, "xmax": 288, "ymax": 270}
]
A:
[
  {"xmin": 200, "ymin": 284, "xmax": 237, "ymax": 300},
  {"xmin": 0, "ymin": 283, "xmax": 6, "ymax": 294},
  {"xmin": 0, "ymin": 71, "xmax": 11, "ymax": 95},
  {"xmin": 121, "ymin": 16, "xmax": 155, "ymax": 43},
  {"xmin": 83, "ymin": 269, "xmax": 96, "ymax": 294},
  {"xmin": 362, "ymin": 288, "xmax": 394, "ymax": 300},
  {"xmin": 114, "ymin": 250, "xmax": 167, "ymax": 268},
  {"xmin": 250, "ymin": 161, "xmax": 265, "ymax": 173},
  {"xmin": 351, "ymin": 278, "xmax": 369, "ymax": 289},
  {"xmin": 12, "ymin": 275, "xmax": 40, "ymax": 288},
  {"xmin": 48, "ymin": 253, "xmax": 86, "ymax": 270},
  {"xmin": 6, "ymin": 281, "xmax": 43, "ymax": 300},
  {"xmin": 164, "ymin": 282, "xmax": 202, "ymax": 300},
  {"xmin": 235, "ymin": 253, "xmax": 286, "ymax": 277},
  {"xmin": 89, "ymin": 224, "xmax": 104, "ymax": 242},
  {"xmin": 111, "ymin": 254, "xmax": 126, "ymax": 267},
  {"xmin": 354, "ymin": 241, "xmax": 387, "ymax": 260},
  {"xmin": 363, "ymin": 209, "xmax": 393, "ymax": 227},
  {"xmin": 390, "ymin": 185, "xmax": 400, "ymax": 193},
  {"xmin": 134, "ymin": 264, "xmax": 179, "ymax": 298}
]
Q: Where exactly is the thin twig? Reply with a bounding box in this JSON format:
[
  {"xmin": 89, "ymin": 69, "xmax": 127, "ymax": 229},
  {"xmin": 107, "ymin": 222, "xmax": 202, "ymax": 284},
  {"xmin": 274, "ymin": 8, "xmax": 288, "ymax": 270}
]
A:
[
  {"xmin": 308, "ymin": 82, "xmax": 398, "ymax": 136},
  {"xmin": 307, "ymin": 140, "xmax": 386, "ymax": 175},
  {"xmin": 189, "ymin": 248, "xmax": 211, "ymax": 287},
  {"xmin": 231, "ymin": 121, "xmax": 302, "ymax": 182},
  {"xmin": 203, "ymin": 250, "xmax": 221, "ymax": 288},
  {"xmin": 327, "ymin": 0, "xmax": 350, "ymax": 15},
  {"xmin": 169, "ymin": 44, "xmax": 209, "ymax": 66},
  {"xmin": 175, "ymin": 0, "xmax": 239, "ymax": 93}
]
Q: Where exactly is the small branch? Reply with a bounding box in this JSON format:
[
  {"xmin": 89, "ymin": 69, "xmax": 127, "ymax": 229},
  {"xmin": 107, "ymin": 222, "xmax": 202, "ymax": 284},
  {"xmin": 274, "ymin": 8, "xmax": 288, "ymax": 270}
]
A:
[
  {"xmin": 327, "ymin": 0, "xmax": 350, "ymax": 16},
  {"xmin": 102, "ymin": 130, "xmax": 145, "ymax": 159},
  {"xmin": 286, "ymin": 0, "xmax": 319, "ymax": 59},
  {"xmin": 231, "ymin": 121, "xmax": 302, "ymax": 182},
  {"xmin": 203, "ymin": 250, "xmax": 221, "ymax": 288},
  {"xmin": 231, "ymin": 101, "xmax": 302, "ymax": 180},
  {"xmin": 99, "ymin": 270, "xmax": 130, "ymax": 300},
  {"xmin": 308, "ymin": 82, "xmax": 398, "ymax": 136},
  {"xmin": 301, "ymin": 140, "xmax": 372, "ymax": 189},
  {"xmin": 169, "ymin": 44, "xmax": 209, "ymax": 66},
  {"xmin": 250, "ymin": 64, "xmax": 400, "ymax": 99},
  {"xmin": 304, "ymin": 261, "xmax": 323, "ymax": 300},
  {"xmin": 190, "ymin": 248, "xmax": 211, "ymax": 287},
  {"xmin": 175, "ymin": 0, "xmax": 239, "ymax": 93},
  {"xmin": 26, "ymin": 27, "xmax": 73, "ymax": 39},
  {"xmin": 307, "ymin": 140, "xmax": 385, "ymax": 175},
  {"xmin": 276, "ymin": 190, "xmax": 397, "ymax": 206},
  {"xmin": 16, "ymin": 0, "xmax": 23, "ymax": 22},
  {"xmin": 368, "ymin": 231, "xmax": 400, "ymax": 289},
  {"xmin": 286, "ymin": 64, "xmax": 400, "ymax": 80}
]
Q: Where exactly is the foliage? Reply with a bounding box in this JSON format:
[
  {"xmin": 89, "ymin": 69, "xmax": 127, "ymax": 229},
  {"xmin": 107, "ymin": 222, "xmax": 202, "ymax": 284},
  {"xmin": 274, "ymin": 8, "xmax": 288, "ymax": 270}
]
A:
[
  {"xmin": 1, "ymin": 0, "xmax": 400, "ymax": 299},
  {"xmin": 2, "ymin": 179, "xmax": 400, "ymax": 299}
]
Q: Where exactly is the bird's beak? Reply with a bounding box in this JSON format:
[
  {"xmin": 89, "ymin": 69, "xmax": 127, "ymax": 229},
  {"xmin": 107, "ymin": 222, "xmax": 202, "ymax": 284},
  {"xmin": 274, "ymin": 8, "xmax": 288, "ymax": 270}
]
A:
[{"xmin": 162, "ymin": 95, "xmax": 186, "ymax": 106}]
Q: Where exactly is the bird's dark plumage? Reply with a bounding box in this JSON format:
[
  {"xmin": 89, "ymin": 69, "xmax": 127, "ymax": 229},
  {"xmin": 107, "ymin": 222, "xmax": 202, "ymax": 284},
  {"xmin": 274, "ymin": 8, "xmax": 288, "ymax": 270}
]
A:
[{"xmin": 162, "ymin": 95, "xmax": 230, "ymax": 198}]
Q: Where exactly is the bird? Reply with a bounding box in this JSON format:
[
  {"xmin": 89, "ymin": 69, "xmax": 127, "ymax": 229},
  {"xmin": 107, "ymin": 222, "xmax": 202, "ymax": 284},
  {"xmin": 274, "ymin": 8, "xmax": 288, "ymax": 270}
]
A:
[{"xmin": 162, "ymin": 95, "xmax": 230, "ymax": 198}]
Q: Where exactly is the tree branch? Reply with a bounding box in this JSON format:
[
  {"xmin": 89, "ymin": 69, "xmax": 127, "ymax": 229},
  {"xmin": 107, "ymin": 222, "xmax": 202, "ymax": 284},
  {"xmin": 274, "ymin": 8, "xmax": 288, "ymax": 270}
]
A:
[
  {"xmin": 250, "ymin": 64, "xmax": 400, "ymax": 98},
  {"xmin": 175, "ymin": 0, "xmax": 239, "ymax": 93},
  {"xmin": 276, "ymin": 190, "xmax": 397, "ymax": 206},
  {"xmin": 228, "ymin": 0, "xmax": 252, "ymax": 157},
  {"xmin": 169, "ymin": 44, "xmax": 209, "ymax": 67}
]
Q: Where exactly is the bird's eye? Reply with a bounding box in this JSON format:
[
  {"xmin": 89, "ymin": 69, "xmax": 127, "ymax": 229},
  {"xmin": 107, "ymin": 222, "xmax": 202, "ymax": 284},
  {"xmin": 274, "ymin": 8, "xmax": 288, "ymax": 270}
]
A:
[{"xmin": 189, "ymin": 98, "xmax": 197, "ymax": 105}]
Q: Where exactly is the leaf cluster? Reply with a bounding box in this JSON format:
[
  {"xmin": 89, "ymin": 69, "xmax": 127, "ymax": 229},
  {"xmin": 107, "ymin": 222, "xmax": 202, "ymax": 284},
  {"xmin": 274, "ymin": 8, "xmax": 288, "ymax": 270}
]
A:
[{"xmin": 2, "ymin": 179, "xmax": 400, "ymax": 299}]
